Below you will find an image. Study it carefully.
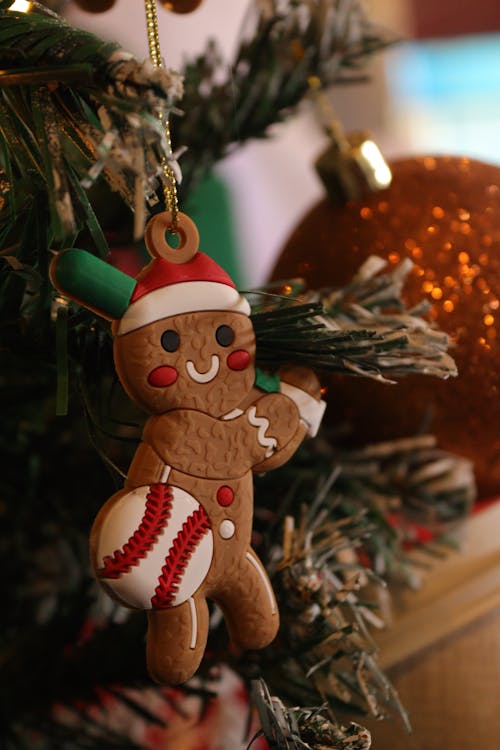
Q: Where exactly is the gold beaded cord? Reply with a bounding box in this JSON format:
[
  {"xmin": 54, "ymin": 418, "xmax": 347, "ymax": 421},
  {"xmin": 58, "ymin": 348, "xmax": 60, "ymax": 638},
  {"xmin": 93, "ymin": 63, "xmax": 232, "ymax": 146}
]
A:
[{"xmin": 144, "ymin": 0, "xmax": 179, "ymax": 228}]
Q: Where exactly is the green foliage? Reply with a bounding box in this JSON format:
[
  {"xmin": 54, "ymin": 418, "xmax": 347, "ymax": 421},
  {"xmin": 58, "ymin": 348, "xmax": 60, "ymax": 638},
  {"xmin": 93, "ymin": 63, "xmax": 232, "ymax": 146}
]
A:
[{"xmin": 0, "ymin": 2, "xmax": 181, "ymax": 319}]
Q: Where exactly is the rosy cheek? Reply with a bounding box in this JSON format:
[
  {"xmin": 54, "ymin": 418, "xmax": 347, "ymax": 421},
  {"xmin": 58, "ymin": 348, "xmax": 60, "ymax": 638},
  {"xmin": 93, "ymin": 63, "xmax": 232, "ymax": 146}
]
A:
[
  {"xmin": 147, "ymin": 365, "xmax": 178, "ymax": 387},
  {"xmin": 227, "ymin": 349, "xmax": 250, "ymax": 371}
]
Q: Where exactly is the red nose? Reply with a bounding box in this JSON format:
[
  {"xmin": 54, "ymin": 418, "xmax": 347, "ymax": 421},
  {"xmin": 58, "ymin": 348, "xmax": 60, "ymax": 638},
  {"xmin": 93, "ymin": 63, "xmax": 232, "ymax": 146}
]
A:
[{"xmin": 148, "ymin": 365, "xmax": 178, "ymax": 387}]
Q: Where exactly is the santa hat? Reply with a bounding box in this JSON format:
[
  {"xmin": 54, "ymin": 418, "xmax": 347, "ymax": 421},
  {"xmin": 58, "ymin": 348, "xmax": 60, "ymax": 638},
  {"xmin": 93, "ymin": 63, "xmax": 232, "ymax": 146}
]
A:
[
  {"xmin": 49, "ymin": 212, "xmax": 250, "ymax": 334},
  {"xmin": 117, "ymin": 251, "xmax": 250, "ymax": 335}
]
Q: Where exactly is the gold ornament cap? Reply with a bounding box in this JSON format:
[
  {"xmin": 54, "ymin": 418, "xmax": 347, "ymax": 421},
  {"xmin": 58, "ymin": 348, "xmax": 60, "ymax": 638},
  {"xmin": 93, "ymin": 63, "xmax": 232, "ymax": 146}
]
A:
[{"xmin": 316, "ymin": 131, "xmax": 392, "ymax": 205}]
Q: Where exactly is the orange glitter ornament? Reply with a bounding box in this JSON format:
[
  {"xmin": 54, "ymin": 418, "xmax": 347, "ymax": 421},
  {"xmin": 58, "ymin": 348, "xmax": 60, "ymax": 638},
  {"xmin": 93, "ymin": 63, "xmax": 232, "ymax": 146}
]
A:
[{"xmin": 273, "ymin": 156, "xmax": 500, "ymax": 499}]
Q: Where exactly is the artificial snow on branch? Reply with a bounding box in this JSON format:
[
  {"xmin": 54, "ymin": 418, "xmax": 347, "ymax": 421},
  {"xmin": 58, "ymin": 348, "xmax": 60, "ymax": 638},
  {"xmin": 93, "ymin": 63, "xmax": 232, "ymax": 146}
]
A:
[
  {"xmin": 248, "ymin": 432, "xmax": 474, "ymax": 747},
  {"xmin": 0, "ymin": 1, "xmax": 182, "ymax": 246},
  {"xmin": 251, "ymin": 679, "xmax": 372, "ymax": 750},
  {"xmin": 176, "ymin": 0, "xmax": 396, "ymax": 195},
  {"xmin": 251, "ymin": 256, "xmax": 457, "ymax": 381}
]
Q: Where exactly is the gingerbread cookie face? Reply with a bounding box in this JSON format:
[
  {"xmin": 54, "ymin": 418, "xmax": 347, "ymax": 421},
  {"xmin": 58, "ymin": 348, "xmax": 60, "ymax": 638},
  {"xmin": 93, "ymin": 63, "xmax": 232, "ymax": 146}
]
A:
[{"xmin": 114, "ymin": 310, "xmax": 256, "ymax": 416}]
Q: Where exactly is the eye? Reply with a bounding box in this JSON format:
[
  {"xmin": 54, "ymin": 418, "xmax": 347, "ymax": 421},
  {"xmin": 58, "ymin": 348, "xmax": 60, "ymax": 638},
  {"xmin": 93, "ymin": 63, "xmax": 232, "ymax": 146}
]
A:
[
  {"xmin": 161, "ymin": 329, "xmax": 180, "ymax": 352},
  {"xmin": 215, "ymin": 325, "xmax": 234, "ymax": 347}
]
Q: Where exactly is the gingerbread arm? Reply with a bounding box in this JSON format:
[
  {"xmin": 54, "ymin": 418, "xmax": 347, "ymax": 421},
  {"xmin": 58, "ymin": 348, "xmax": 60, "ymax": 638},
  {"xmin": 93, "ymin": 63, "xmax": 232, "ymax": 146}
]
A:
[
  {"xmin": 125, "ymin": 440, "xmax": 170, "ymax": 489},
  {"xmin": 250, "ymin": 366, "xmax": 326, "ymax": 473},
  {"xmin": 143, "ymin": 396, "xmax": 302, "ymax": 479},
  {"xmin": 252, "ymin": 418, "xmax": 309, "ymax": 473}
]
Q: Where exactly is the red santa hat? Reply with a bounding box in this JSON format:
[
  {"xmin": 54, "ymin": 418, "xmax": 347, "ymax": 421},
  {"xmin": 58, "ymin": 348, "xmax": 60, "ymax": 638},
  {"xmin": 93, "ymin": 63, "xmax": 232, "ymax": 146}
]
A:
[
  {"xmin": 117, "ymin": 250, "xmax": 250, "ymax": 336},
  {"xmin": 50, "ymin": 212, "xmax": 250, "ymax": 335}
]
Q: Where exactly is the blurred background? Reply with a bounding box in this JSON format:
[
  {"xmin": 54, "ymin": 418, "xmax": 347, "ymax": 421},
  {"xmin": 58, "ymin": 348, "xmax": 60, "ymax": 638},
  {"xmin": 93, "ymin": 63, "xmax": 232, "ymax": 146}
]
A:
[
  {"xmin": 60, "ymin": 3, "xmax": 500, "ymax": 748},
  {"xmin": 7, "ymin": 2, "xmax": 500, "ymax": 748},
  {"xmin": 63, "ymin": 0, "xmax": 500, "ymax": 286}
]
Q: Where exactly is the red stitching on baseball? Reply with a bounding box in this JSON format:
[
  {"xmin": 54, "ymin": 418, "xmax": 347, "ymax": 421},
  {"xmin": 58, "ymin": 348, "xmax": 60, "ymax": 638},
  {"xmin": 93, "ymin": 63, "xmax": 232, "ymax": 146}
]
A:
[
  {"xmin": 151, "ymin": 506, "xmax": 211, "ymax": 609},
  {"xmin": 97, "ymin": 484, "xmax": 173, "ymax": 579}
]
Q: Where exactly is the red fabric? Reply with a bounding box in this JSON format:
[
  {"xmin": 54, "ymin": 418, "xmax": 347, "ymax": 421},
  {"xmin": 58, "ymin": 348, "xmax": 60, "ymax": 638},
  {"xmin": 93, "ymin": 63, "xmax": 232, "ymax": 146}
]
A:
[
  {"xmin": 384, "ymin": 498, "xmax": 500, "ymax": 552},
  {"xmin": 53, "ymin": 676, "xmax": 271, "ymax": 750},
  {"xmin": 410, "ymin": 0, "xmax": 500, "ymax": 38},
  {"xmin": 472, "ymin": 496, "xmax": 500, "ymax": 514},
  {"xmin": 109, "ymin": 246, "xmax": 144, "ymax": 278}
]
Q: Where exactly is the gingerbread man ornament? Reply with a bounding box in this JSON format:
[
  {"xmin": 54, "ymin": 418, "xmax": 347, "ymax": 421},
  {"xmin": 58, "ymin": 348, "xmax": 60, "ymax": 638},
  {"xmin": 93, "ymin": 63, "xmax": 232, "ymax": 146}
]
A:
[{"xmin": 50, "ymin": 212, "xmax": 326, "ymax": 684}]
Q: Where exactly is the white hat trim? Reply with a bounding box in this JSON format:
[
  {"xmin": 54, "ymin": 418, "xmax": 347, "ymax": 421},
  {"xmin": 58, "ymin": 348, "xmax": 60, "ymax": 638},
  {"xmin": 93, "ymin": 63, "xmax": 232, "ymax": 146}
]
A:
[{"xmin": 117, "ymin": 280, "xmax": 251, "ymax": 335}]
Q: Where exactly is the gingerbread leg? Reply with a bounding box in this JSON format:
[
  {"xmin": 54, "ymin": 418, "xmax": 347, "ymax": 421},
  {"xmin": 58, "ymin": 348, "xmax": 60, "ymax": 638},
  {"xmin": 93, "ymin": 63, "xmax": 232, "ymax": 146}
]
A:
[
  {"xmin": 146, "ymin": 592, "xmax": 209, "ymax": 685},
  {"xmin": 214, "ymin": 548, "xmax": 279, "ymax": 651}
]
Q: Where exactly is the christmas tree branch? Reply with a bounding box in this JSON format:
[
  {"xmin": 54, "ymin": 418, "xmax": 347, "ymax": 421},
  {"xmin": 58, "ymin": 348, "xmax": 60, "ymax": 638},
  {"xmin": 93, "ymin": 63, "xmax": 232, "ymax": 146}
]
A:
[
  {"xmin": 251, "ymin": 256, "xmax": 457, "ymax": 381},
  {"xmin": 255, "ymin": 432, "xmax": 475, "ymax": 587},
  {"xmin": 0, "ymin": 0, "xmax": 395, "ymax": 356},
  {"xmin": 0, "ymin": 0, "xmax": 394, "ymax": 255},
  {"xmin": 176, "ymin": 0, "xmax": 396, "ymax": 196},
  {"xmin": 0, "ymin": 1, "xmax": 182, "ymax": 249},
  {"xmin": 250, "ymin": 508, "xmax": 408, "ymax": 747},
  {"xmin": 251, "ymin": 679, "xmax": 372, "ymax": 750},
  {"xmin": 246, "ymin": 432, "xmax": 474, "ymax": 747}
]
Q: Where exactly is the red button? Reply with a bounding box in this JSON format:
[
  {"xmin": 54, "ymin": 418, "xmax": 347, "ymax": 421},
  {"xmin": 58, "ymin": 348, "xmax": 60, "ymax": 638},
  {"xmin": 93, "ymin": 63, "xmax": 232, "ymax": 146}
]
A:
[{"xmin": 216, "ymin": 485, "xmax": 234, "ymax": 507}]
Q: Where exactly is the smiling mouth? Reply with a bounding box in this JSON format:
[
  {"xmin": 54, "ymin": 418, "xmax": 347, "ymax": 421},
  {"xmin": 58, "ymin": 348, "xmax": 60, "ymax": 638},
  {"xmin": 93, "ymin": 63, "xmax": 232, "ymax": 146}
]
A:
[{"xmin": 186, "ymin": 355, "xmax": 220, "ymax": 384}]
